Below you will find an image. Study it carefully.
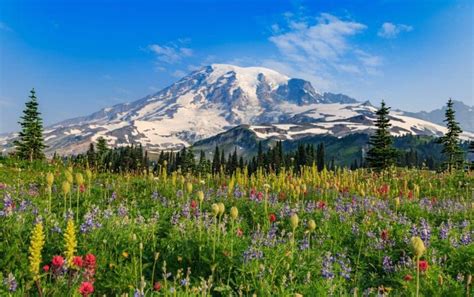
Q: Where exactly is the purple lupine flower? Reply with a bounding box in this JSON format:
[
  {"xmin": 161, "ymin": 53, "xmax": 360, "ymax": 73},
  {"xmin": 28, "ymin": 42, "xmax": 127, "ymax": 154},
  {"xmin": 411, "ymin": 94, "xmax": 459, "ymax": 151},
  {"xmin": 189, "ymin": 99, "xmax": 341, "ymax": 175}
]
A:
[
  {"xmin": 170, "ymin": 211, "xmax": 180, "ymax": 225},
  {"xmin": 243, "ymin": 247, "xmax": 264, "ymax": 262},
  {"xmin": 419, "ymin": 219, "xmax": 431, "ymax": 246},
  {"xmin": 117, "ymin": 204, "xmax": 128, "ymax": 217},
  {"xmin": 34, "ymin": 215, "xmax": 43, "ymax": 224},
  {"xmin": 439, "ymin": 222, "xmax": 450, "ymax": 240},
  {"xmin": 181, "ymin": 203, "xmax": 191, "ymax": 219},
  {"xmin": 51, "ymin": 223, "xmax": 62, "ymax": 234},
  {"xmin": 19, "ymin": 200, "xmax": 30, "ymax": 211},
  {"xmin": 337, "ymin": 253, "xmax": 351, "ymax": 280},
  {"xmin": 305, "ymin": 200, "xmax": 316, "ymax": 213},
  {"xmin": 3, "ymin": 272, "xmax": 17, "ymax": 292},
  {"xmin": 109, "ymin": 191, "xmax": 117, "ymax": 203},
  {"xmin": 459, "ymin": 232, "xmax": 472, "ymax": 246},
  {"xmin": 64, "ymin": 209, "xmax": 74, "ymax": 221},
  {"xmin": 409, "ymin": 224, "xmax": 418, "ymax": 237},
  {"xmin": 233, "ymin": 185, "xmax": 244, "ymax": 199},
  {"xmin": 299, "ymin": 236, "xmax": 310, "ymax": 251},
  {"xmin": 180, "ymin": 278, "xmax": 189, "ymax": 286},
  {"xmin": 382, "ymin": 256, "xmax": 394, "ymax": 273},
  {"xmin": 2, "ymin": 193, "xmax": 14, "ymax": 215},
  {"xmin": 321, "ymin": 252, "xmax": 335, "ymax": 279}
]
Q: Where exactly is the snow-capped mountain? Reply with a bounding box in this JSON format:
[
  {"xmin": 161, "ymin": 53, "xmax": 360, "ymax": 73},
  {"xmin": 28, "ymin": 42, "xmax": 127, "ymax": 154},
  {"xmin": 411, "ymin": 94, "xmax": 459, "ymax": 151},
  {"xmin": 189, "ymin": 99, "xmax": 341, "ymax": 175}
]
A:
[
  {"xmin": 403, "ymin": 100, "xmax": 474, "ymax": 133},
  {"xmin": 1, "ymin": 64, "xmax": 472, "ymax": 155}
]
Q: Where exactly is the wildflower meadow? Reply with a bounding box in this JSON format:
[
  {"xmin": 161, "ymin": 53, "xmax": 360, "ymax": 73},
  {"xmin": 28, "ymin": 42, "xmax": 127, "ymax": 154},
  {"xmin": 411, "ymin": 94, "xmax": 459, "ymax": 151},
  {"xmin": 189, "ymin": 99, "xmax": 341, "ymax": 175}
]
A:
[{"xmin": 0, "ymin": 161, "xmax": 472, "ymax": 296}]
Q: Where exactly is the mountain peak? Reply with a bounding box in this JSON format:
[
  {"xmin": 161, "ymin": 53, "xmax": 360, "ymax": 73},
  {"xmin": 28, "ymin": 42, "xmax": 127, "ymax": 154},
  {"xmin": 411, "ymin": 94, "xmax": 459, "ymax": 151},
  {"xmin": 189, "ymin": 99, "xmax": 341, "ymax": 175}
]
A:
[{"xmin": 4, "ymin": 64, "xmax": 470, "ymax": 156}]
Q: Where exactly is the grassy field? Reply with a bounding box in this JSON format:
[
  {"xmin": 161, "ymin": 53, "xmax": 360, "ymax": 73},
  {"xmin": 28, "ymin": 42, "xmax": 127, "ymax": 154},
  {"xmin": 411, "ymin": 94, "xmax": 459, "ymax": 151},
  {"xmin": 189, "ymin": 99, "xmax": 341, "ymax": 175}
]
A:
[{"xmin": 0, "ymin": 160, "xmax": 473, "ymax": 296}]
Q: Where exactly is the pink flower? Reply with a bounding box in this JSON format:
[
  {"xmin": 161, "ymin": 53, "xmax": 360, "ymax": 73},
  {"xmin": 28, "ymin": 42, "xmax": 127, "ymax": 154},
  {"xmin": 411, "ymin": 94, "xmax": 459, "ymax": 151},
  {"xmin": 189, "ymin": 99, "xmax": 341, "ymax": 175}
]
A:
[
  {"xmin": 43, "ymin": 265, "xmax": 50, "ymax": 272},
  {"xmin": 236, "ymin": 228, "xmax": 243, "ymax": 237}
]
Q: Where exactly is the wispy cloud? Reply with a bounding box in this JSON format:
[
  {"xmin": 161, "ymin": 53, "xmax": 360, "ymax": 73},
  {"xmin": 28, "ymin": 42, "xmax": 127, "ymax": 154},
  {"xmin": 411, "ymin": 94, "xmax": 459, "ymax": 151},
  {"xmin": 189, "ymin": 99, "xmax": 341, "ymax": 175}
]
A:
[
  {"xmin": 378, "ymin": 22, "xmax": 413, "ymax": 39},
  {"xmin": 148, "ymin": 42, "xmax": 193, "ymax": 64},
  {"xmin": 267, "ymin": 12, "xmax": 382, "ymax": 91}
]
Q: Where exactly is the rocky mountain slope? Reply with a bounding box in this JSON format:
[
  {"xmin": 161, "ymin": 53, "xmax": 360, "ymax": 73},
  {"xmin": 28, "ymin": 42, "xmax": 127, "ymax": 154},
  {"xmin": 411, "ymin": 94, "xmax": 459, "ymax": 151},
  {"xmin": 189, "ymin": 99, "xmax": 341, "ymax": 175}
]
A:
[{"xmin": 1, "ymin": 64, "xmax": 472, "ymax": 155}]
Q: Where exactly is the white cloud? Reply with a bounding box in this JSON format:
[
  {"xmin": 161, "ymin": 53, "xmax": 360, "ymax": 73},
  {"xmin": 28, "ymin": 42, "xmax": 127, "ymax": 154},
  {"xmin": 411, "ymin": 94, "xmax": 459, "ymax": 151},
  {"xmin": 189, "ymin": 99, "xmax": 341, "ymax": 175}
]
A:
[
  {"xmin": 148, "ymin": 43, "xmax": 193, "ymax": 64},
  {"xmin": 267, "ymin": 12, "xmax": 382, "ymax": 91},
  {"xmin": 378, "ymin": 22, "xmax": 413, "ymax": 39},
  {"xmin": 171, "ymin": 69, "xmax": 187, "ymax": 78}
]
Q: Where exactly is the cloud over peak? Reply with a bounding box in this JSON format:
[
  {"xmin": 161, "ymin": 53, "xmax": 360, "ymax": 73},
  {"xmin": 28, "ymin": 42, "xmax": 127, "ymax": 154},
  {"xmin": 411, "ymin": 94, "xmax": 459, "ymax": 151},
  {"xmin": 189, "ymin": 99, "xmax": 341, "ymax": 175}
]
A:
[
  {"xmin": 148, "ymin": 43, "xmax": 193, "ymax": 64},
  {"xmin": 266, "ymin": 12, "xmax": 382, "ymax": 91},
  {"xmin": 378, "ymin": 22, "xmax": 413, "ymax": 39}
]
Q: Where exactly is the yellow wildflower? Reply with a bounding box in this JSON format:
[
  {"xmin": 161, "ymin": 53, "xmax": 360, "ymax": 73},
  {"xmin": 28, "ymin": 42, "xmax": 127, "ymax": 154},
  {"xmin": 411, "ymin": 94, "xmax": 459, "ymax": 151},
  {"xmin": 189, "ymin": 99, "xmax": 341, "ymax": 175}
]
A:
[
  {"xmin": 64, "ymin": 219, "xmax": 77, "ymax": 266},
  {"xmin": 230, "ymin": 206, "xmax": 238, "ymax": 220},
  {"xmin": 46, "ymin": 172, "xmax": 54, "ymax": 186},
  {"xmin": 290, "ymin": 213, "xmax": 299, "ymax": 230},
  {"xmin": 411, "ymin": 236, "xmax": 426, "ymax": 258},
  {"xmin": 75, "ymin": 173, "xmax": 84, "ymax": 186},
  {"xmin": 62, "ymin": 181, "xmax": 71, "ymax": 195},
  {"xmin": 28, "ymin": 222, "xmax": 45, "ymax": 281}
]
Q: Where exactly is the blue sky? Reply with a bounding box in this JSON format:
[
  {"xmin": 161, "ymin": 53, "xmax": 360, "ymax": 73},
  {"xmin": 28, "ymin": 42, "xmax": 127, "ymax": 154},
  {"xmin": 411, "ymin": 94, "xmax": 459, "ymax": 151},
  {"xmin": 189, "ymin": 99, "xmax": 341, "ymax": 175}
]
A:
[{"xmin": 0, "ymin": 0, "xmax": 472, "ymax": 133}]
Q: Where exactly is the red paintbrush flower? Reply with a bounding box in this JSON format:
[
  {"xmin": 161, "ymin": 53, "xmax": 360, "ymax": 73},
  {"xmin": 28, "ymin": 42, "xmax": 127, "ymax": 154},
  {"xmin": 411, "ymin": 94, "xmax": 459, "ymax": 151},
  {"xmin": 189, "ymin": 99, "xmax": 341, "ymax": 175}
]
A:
[
  {"xmin": 404, "ymin": 274, "xmax": 413, "ymax": 281},
  {"xmin": 190, "ymin": 200, "xmax": 197, "ymax": 209},
  {"xmin": 43, "ymin": 265, "xmax": 50, "ymax": 272},
  {"xmin": 419, "ymin": 260, "xmax": 429, "ymax": 272},
  {"xmin": 52, "ymin": 255, "xmax": 65, "ymax": 267},
  {"xmin": 269, "ymin": 213, "xmax": 276, "ymax": 223},
  {"xmin": 236, "ymin": 228, "xmax": 243, "ymax": 237},
  {"xmin": 79, "ymin": 282, "xmax": 94, "ymax": 297},
  {"xmin": 381, "ymin": 229, "xmax": 389, "ymax": 241},
  {"xmin": 317, "ymin": 201, "xmax": 326, "ymax": 209},
  {"xmin": 73, "ymin": 256, "xmax": 83, "ymax": 268},
  {"xmin": 153, "ymin": 282, "xmax": 162, "ymax": 291},
  {"xmin": 84, "ymin": 253, "xmax": 96, "ymax": 268}
]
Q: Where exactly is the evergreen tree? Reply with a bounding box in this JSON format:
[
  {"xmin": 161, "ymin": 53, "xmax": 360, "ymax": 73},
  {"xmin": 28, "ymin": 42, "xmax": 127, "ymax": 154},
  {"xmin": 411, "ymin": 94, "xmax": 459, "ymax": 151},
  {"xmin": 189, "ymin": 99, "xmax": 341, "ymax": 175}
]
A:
[
  {"xmin": 438, "ymin": 98, "xmax": 464, "ymax": 170},
  {"xmin": 86, "ymin": 143, "xmax": 96, "ymax": 168},
  {"xmin": 96, "ymin": 137, "xmax": 109, "ymax": 157},
  {"xmin": 14, "ymin": 89, "xmax": 46, "ymax": 161},
  {"xmin": 212, "ymin": 146, "xmax": 220, "ymax": 174},
  {"xmin": 257, "ymin": 142, "xmax": 264, "ymax": 168},
  {"xmin": 366, "ymin": 100, "xmax": 397, "ymax": 171},
  {"xmin": 220, "ymin": 149, "xmax": 226, "ymax": 172},
  {"xmin": 316, "ymin": 143, "xmax": 325, "ymax": 172}
]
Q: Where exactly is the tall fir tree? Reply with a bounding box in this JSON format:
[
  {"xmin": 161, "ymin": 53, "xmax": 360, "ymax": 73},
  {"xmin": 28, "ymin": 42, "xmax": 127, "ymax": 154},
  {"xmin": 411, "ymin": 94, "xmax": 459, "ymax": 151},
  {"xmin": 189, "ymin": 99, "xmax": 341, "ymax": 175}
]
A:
[
  {"xmin": 212, "ymin": 146, "xmax": 220, "ymax": 174},
  {"xmin": 14, "ymin": 89, "xmax": 46, "ymax": 161},
  {"xmin": 366, "ymin": 100, "xmax": 397, "ymax": 171},
  {"xmin": 316, "ymin": 143, "xmax": 325, "ymax": 172},
  {"xmin": 438, "ymin": 99, "xmax": 464, "ymax": 171}
]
